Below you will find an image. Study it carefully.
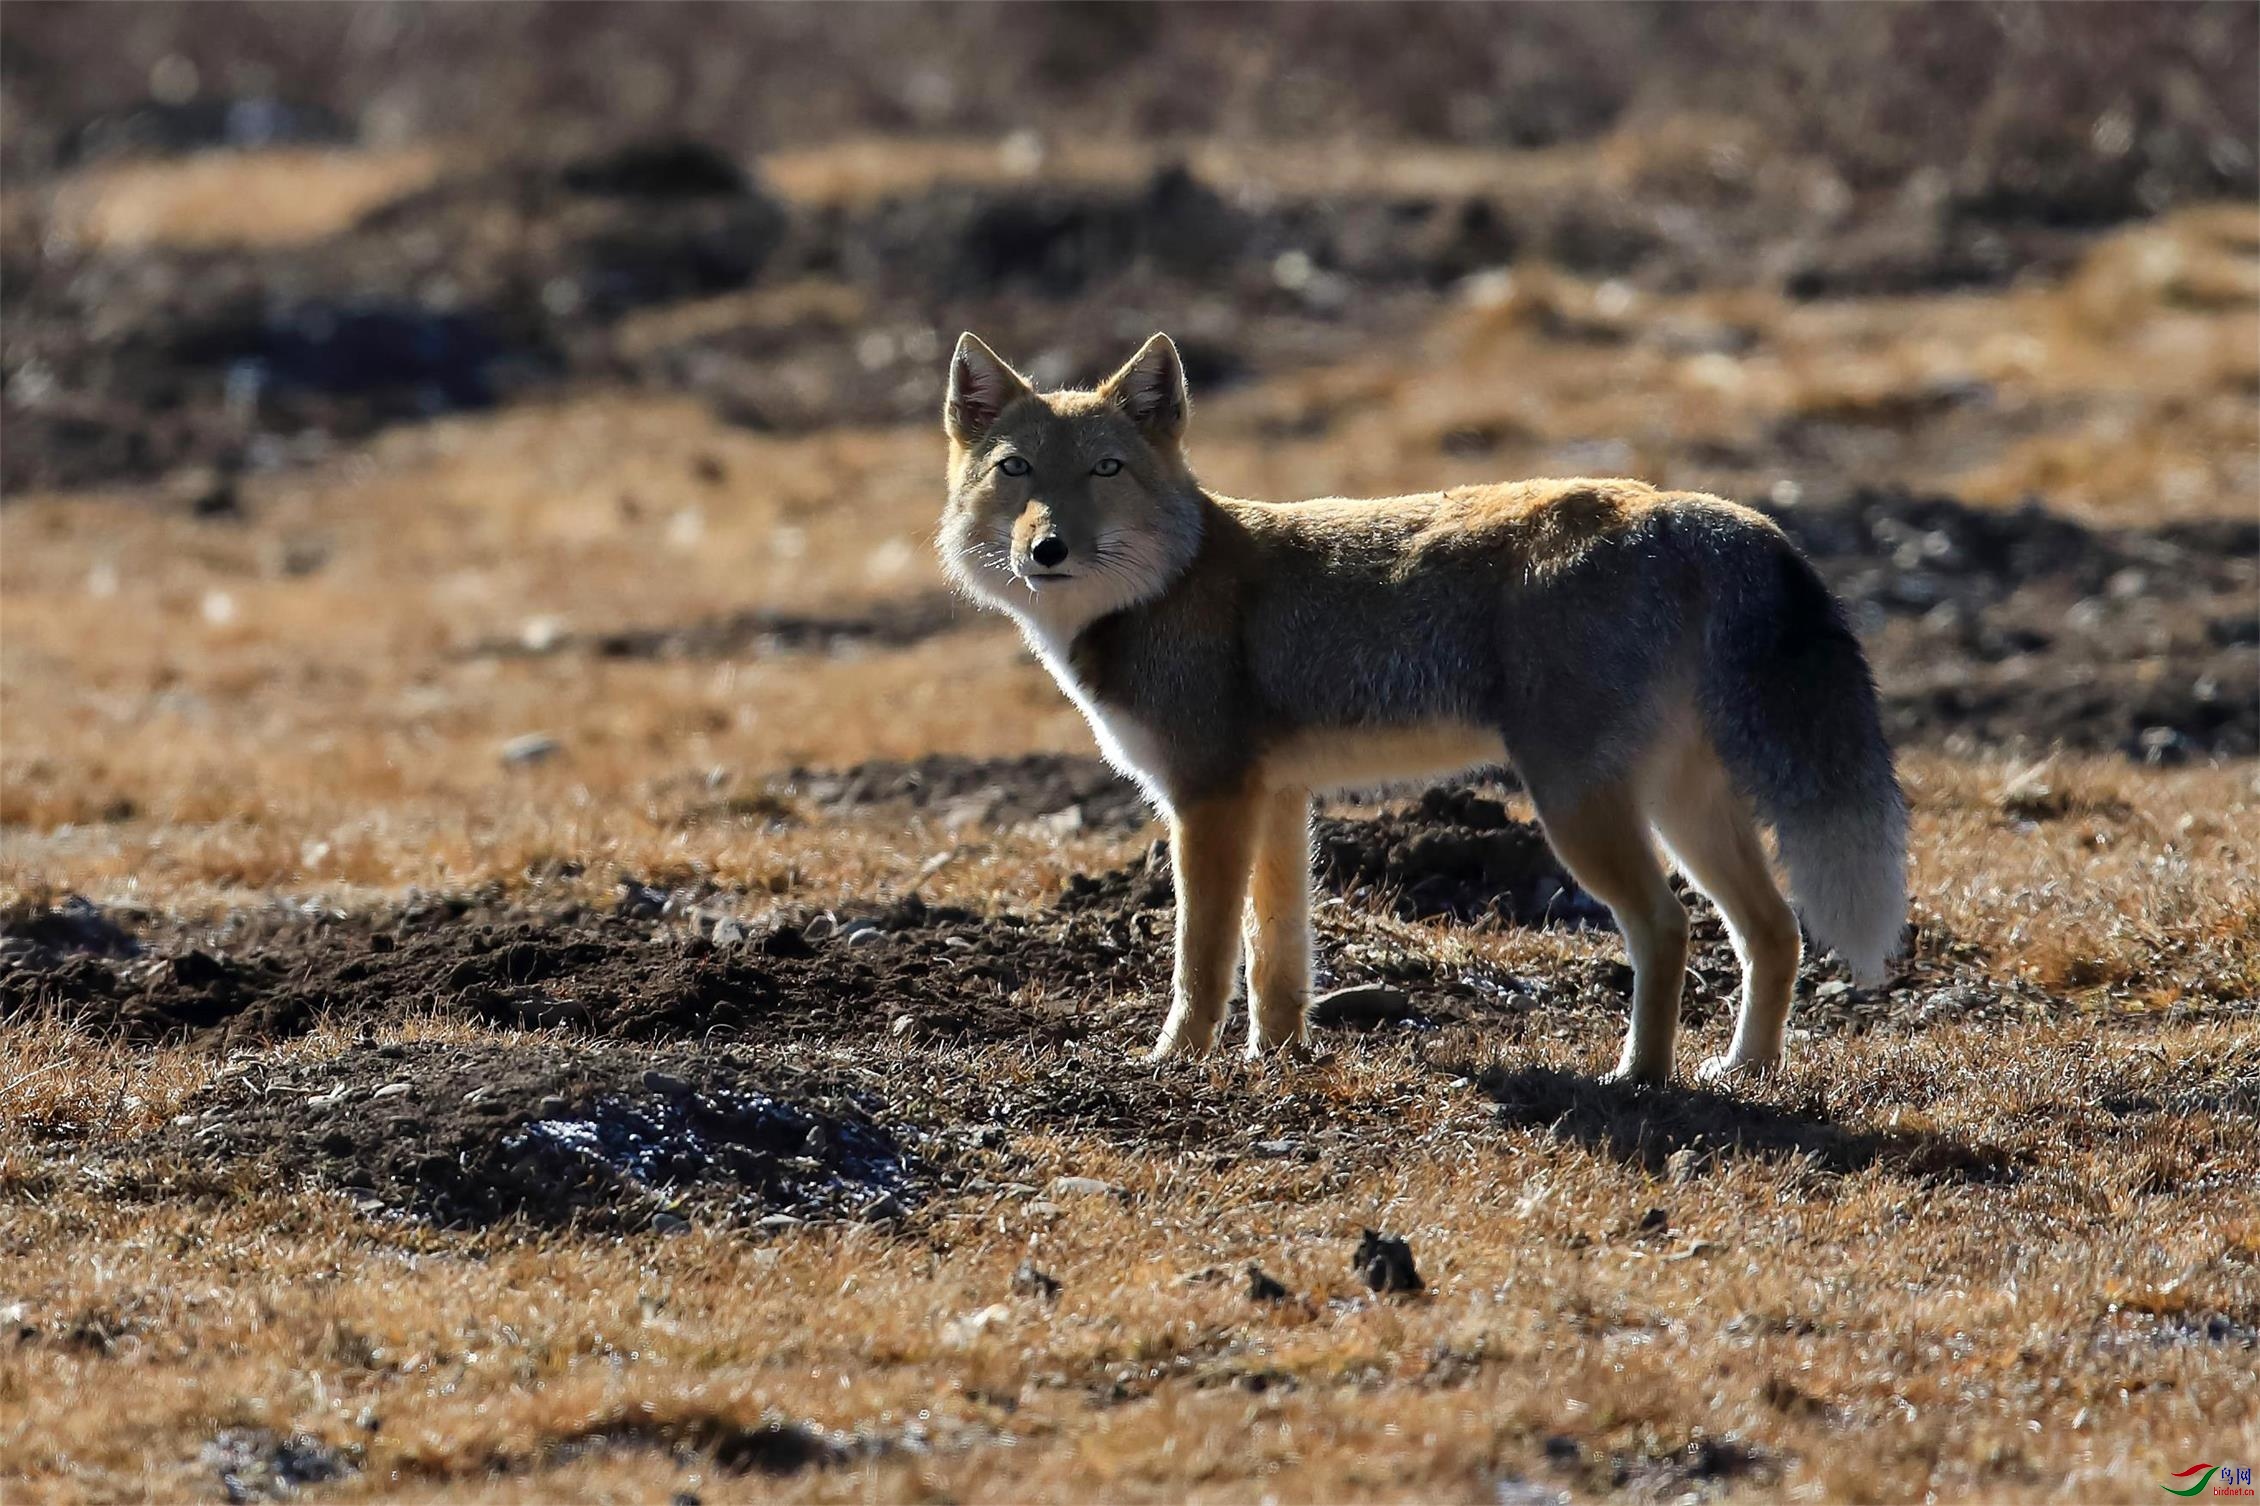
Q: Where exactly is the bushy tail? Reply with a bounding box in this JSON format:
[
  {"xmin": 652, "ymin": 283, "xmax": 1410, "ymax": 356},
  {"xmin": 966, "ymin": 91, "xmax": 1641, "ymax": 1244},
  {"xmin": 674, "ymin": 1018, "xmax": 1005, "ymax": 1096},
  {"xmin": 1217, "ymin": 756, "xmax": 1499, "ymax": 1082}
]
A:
[{"xmin": 1699, "ymin": 530, "xmax": 1908, "ymax": 982}]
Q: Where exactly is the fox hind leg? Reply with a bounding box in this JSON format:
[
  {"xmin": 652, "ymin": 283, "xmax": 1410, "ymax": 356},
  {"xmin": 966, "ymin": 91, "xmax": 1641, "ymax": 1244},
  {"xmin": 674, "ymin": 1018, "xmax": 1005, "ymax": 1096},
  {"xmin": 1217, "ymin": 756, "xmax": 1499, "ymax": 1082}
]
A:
[
  {"xmin": 1534, "ymin": 778, "xmax": 1690, "ymax": 1085},
  {"xmin": 1647, "ymin": 738, "xmax": 1803, "ymax": 1083},
  {"xmin": 1242, "ymin": 786, "xmax": 1314, "ymax": 1056},
  {"xmin": 1149, "ymin": 791, "xmax": 1263, "ymax": 1061}
]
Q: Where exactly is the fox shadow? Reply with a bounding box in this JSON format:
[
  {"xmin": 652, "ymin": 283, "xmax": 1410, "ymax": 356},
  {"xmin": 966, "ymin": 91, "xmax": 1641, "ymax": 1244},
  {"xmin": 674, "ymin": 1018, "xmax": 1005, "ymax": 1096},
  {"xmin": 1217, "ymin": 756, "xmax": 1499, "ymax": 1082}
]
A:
[{"xmin": 1462, "ymin": 1063, "xmax": 2020, "ymax": 1185}]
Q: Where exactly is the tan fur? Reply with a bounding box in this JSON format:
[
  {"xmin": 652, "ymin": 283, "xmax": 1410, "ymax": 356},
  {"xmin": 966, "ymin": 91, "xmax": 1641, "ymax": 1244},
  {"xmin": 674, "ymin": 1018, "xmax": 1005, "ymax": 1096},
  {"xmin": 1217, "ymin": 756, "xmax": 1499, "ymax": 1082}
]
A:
[
  {"xmin": 1241, "ymin": 786, "xmax": 1314, "ymax": 1055},
  {"xmin": 1259, "ymin": 722, "xmax": 1506, "ymax": 794},
  {"xmin": 938, "ymin": 331, "xmax": 1907, "ymax": 1083}
]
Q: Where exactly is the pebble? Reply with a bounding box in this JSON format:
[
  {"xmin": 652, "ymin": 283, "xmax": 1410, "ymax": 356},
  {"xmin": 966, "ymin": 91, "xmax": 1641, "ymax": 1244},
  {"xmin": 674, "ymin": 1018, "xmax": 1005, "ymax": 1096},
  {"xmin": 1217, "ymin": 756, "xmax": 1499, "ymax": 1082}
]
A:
[
  {"xmin": 942, "ymin": 1303, "xmax": 1014, "ymax": 1348},
  {"xmin": 801, "ymin": 914, "xmax": 839, "ymax": 943},
  {"xmin": 1353, "ymin": 1229, "xmax": 1424, "ymax": 1294},
  {"xmin": 709, "ymin": 917, "xmax": 745, "ymax": 945},
  {"xmin": 536, "ymin": 1096, "xmax": 569, "ymax": 1118},
  {"xmin": 1252, "ymin": 1139, "xmax": 1300, "ymax": 1159},
  {"xmin": 1047, "ymin": 1176, "xmax": 1118, "ymax": 1198},
  {"xmin": 499, "ymin": 733, "xmax": 561, "ymax": 767},
  {"xmin": 1310, "ymin": 983, "xmax": 1414, "ymax": 1027},
  {"xmin": 642, "ymin": 1070, "xmax": 690, "ymax": 1096},
  {"xmin": 651, "ymin": 1211, "xmax": 692, "ymax": 1236},
  {"xmin": 1010, "ymin": 1261, "xmax": 1061, "ymax": 1300},
  {"xmin": 860, "ymin": 1193, "xmax": 905, "ymax": 1222},
  {"xmin": 371, "ymin": 1082, "xmax": 410, "ymax": 1100}
]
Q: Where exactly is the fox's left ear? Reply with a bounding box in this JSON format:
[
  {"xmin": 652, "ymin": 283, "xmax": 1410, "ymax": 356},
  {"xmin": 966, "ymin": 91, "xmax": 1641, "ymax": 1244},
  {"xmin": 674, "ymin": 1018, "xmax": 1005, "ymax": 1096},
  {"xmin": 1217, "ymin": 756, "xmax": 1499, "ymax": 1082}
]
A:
[
  {"xmin": 946, "ymin": 332, "xmax": 1032, "ymax": 445},
  {"xmin": 1102, "ymin": 333, "xmax": 1189, "ymax": 443}
]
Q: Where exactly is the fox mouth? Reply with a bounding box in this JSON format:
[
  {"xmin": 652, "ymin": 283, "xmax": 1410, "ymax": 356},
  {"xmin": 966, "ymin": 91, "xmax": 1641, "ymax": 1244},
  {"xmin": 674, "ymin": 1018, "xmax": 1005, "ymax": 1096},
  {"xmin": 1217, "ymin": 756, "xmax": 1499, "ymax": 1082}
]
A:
[{"xmin": 1017, "ymin": 571, "xmax": 1074, "ymax": 585}]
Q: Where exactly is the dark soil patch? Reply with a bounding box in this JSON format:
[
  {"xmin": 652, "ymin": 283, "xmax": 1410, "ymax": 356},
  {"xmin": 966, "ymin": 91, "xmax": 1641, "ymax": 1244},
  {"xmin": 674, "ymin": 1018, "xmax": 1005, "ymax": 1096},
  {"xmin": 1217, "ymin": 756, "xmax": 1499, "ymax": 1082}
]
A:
[
  {"xmin": 1315, "ymin": 785, "xmax": 1605, "ymax": 928},
  {"xmin": 551, "ymin": 1409, "xmax": 873, "ymax": 1476},
  {"xmin": 1772, "ymin": 490, "xmax": 2259, "ymax": 760},
  {"xmin": 201, "ymin": 1427, "xmax": 357, "ymax": 1502},
  {"xmin": 0, "ymin": 893, "xmax": 143, "ymax": 960},
  {"xmin": 145, "ymin": 1040, "xmax": 928, "ymax": 1232},
  {"xmin": 2, "ymin": 141, "xmax": 789, "ymax": 494},
  {"xmin": 775, "ymin": 752, "xmax": 1154, "ymax": 833}
]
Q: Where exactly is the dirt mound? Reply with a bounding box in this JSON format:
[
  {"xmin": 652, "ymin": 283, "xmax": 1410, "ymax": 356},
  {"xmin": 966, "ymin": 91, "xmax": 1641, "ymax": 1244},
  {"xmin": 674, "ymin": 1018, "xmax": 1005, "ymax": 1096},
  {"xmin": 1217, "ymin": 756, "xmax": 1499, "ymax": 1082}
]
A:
[
  {"xmin": 777, "ymin": 753, "xmax": 1153, "ymax": 832},
  {"xmin": 0, "ymin": 882, "xmax": 1167, "ymax": 1046},
  {"xmin": 1315, "ymin": 785, "xmax": 1607, "ymax": 928},
  {"xmin": 1776, "ymin": 490, "xmax": 2259, "ymax": 760},
  {"xmin": 143, "ymin": 1040, "xmax": 928, "ymax": 1231},
  {"xmin": 0, "ymin": 893, "xmax": 143, "ymax": 960},
  {"xmin": 3, "ymin": 141, "xmax": 789, "ymax": 493}
]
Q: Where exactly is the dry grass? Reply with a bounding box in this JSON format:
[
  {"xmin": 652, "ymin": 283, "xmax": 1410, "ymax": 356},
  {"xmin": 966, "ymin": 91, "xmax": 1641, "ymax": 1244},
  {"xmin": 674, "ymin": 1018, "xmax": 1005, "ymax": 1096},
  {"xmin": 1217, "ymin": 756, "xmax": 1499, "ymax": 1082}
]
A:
[
  {"xmin": 3, "ymin": 144, "xmax": 2258, "ymax": 1503},
  {"xmin": 5, "ymin": 1018, "xmax": 2257, "ymax": 1503},
  {"xmin": 42, "ymin": 147, "xmax": 446, "ymax": 251}
]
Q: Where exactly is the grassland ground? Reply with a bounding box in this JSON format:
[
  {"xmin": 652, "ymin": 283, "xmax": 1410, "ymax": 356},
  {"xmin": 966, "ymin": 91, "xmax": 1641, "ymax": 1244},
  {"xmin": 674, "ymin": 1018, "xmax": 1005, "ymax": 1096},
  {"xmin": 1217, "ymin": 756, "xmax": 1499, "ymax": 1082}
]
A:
[{"xmin": 3, "ymin": 106, "xmax": 2258, "ymax": 1503}]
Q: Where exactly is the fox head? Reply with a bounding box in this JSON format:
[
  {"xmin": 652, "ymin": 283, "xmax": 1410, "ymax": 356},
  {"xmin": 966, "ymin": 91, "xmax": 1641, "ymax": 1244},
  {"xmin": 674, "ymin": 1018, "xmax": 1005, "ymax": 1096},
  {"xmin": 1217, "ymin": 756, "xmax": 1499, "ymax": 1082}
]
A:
[{"xmin": 937, "ymin": 332, "xmax": 1204, "ymax": 641}]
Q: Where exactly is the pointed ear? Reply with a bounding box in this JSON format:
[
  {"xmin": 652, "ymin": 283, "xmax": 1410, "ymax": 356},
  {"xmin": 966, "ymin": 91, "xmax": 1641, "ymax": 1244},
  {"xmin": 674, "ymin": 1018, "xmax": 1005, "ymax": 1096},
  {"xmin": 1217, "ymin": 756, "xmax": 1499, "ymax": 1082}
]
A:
[
  {"xmin": 1102, "ymin": 332, "xmax": 1189, "ymax": 442},
  {"xmin": 945, "ymin": 333, "xmax": 1031, "ymax": 445}
]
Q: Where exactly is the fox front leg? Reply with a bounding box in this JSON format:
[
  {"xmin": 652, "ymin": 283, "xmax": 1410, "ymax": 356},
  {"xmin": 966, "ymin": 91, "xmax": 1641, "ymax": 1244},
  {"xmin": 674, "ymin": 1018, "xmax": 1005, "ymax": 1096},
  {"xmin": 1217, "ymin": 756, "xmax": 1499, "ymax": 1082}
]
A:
[
  {"xmin": 1242, "ymin": 786, "xmax": 1314, "ymax": 1056},
  {"xmin": 1147, "ymin": 793, "xmax": 1262, "ymax": 1061}
]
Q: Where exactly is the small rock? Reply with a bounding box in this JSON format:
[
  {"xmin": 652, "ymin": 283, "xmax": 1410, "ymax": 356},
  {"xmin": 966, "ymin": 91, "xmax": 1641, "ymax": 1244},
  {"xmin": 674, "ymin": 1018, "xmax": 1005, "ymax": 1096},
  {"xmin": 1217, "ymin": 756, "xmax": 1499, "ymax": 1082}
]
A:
[
  {"xmin": 757, "ymin": 1213, "xmax": 802, "ymax": 1231},
  {"xmin": 801, "ymin": 913, "xmax": 839, "ymax": 943},
  {"xmin": 1246, "ymin": 1265, "xmax": 1290, "ymax": 1302},
  {"xmin": 615, "ymin": 880, "xmax": 668, "ymax": 919},
  {"xmin": 860, "ymin": 1192, "xmax": 906, "ymax": 1222},
  {"xmin": 1253, "ymin": 1139, "xmax": 1300, "ymax": 1159},
  {"xmin": 535, "ymin": 1095, "xmax": 569, "ymax": 1118},
  {"xmin": 499, "ymin": 732, "xmax": 561, "ymax": 767},
  {"xmin": 1815, "ymin": 979, "xmax": 1854, "ymax": 999},
  {"xmin": 642, "ymin": 1070, "xmax": 690, "ymax": 1096},
  {"xmin": 1665, "ymin": 1147, "xmax": 1703, "ymax": 1184},
  {"xmin": 1310, "ymin": 983, "xmax": 1414, "ymax": 1027},
  {"xmin": 890, "ymin": 1014, "xmax": 917, "ymax": 1037},
  {"xmin": 1010, "ymin": 1261, "xmax": 1061, "ymax": 1300},
  {"xmin": 942, "ymin": 1303, "xmax": 1014, "ymax": 1348},
  {"xmin": 651, "ymin": 1211, "xmax": 692, "ymax": 1236},
  {"xmin": 1048, "ymin": 1176, "xmax": 1119, "ymax": 1198},
  {"xmin": 1353, "ymin": 1229, "xmax": 1424, "ymax": 1294},
  {"xmin": 709, "ymin": 916, "xmax": 745, "ymax": 945},
  {"xmin": 370, "ymin": 1082, "xmax": 410, "ymax": 1100}
]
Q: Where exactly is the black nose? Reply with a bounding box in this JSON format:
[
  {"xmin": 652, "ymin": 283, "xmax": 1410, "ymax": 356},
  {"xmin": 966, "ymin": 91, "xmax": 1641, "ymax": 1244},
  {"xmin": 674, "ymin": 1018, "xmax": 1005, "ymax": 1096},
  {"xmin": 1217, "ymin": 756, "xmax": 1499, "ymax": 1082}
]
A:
[{"xmin": 1030, "ymin": 535, "xmax": 1069, "ymax": 568}]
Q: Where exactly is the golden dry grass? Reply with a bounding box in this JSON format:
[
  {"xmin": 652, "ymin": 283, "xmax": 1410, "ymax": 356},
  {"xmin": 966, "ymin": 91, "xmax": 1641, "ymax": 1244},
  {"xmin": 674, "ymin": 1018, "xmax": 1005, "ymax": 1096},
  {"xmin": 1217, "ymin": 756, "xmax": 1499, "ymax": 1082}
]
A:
[{"xmin": 3, "ymin": 146, "xmax": 2258, "ymax": 1503}]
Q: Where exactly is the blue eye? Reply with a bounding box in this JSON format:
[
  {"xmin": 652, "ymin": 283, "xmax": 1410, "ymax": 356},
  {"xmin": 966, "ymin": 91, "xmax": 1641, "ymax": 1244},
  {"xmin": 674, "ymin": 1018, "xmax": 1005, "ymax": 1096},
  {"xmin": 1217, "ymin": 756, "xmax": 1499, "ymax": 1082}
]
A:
[
  {"xmin": 1092, "ymin": 458, "xmax": 1123, "ymax": 476},
  {"xmin": 997, "ymin": 455, "xmax": 1031, "ymax": 477}
]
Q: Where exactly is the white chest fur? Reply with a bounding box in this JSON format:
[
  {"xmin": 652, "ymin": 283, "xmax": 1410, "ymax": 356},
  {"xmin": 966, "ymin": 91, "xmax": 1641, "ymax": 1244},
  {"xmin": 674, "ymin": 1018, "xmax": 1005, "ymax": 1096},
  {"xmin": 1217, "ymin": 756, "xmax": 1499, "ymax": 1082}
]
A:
[{"xmin": 1015, "ymin": 618, "xmax": 1173, "ymax": 811}]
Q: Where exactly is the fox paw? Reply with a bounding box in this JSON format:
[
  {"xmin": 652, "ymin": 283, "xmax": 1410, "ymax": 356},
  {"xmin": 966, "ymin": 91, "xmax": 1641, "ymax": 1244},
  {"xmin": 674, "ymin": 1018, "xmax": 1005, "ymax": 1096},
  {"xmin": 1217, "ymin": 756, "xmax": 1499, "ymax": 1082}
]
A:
[
  {"xmin": 1600, "ymin": 1060, "xmax": 1672, "ymax": 1088},
  {"xmin": 1145, "ymin": 1020, "xmax": 1223, "ymax": 1063},
  {"xmin": 1696, "ymin": 1053, "xmax": 1781, "ymax": 1087},
  {"xmin": 1242, "ymin": 1032, "xmax": 1311, "ymax": 1063}
]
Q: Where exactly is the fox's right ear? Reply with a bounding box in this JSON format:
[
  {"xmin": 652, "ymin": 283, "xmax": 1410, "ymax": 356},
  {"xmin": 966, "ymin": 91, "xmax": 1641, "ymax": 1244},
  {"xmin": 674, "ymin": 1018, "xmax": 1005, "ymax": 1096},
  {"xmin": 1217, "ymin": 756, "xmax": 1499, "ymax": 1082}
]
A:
[{"xmin": 945, "ymin": 333, "xmax": 1031, "ymax": 445}]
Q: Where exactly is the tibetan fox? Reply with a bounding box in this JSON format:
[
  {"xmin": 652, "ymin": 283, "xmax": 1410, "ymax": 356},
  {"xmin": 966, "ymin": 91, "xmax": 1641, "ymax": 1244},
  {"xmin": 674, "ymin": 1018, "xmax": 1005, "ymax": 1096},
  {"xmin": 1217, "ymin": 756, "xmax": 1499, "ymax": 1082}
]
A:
[{"xmin": 937, "ymin": 332, "xmax": 1905, "ymax": 1085}]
